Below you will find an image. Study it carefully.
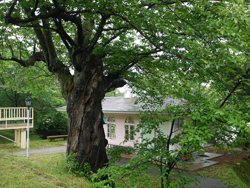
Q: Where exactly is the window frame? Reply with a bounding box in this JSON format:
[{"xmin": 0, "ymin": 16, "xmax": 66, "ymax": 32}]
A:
[
  {"xmin": 125, "ymin": 117, "xmax": 135, "ymax": 141},
  {"xmin": 107, "ymin": 116, "xmax": 116, "ymax": 139},
  {"xmin": 174, "ymin": 118, "xmax": 184, "ymax": 131}
]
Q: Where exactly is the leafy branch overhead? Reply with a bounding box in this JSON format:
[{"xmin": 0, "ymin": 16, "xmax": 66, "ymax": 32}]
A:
[{"xmin": 2, "ymin": 0, "xmax": 235, "ymax": 86}]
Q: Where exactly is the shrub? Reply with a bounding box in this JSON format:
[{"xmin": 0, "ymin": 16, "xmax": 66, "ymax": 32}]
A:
[
  {"xmin": 90, "ymin": 168, "xmax": 115, "ymax": 188},
  {"xmin": 34, "ymin": 112, "xmax": 68, "ymax": 139},
  {"xmin": 66, "ymin": 153, "xmax": 92, "ymax": 177}
]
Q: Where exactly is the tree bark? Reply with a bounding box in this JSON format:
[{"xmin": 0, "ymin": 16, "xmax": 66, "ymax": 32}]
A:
[
  {"xmin": 65, "ymin": 55, "xmax": 113, "ymax": 172},
  {"xmin": 67, "ymin": 95, "xmax": 108, "ymax": 172}
]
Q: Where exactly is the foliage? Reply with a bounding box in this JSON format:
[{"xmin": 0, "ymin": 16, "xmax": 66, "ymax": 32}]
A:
[
  {"xmin": 105, "ymin": 89, "xmax": 124, "ymax": 97},
  {"xmin": 66, "ymin": 153, "xmax": 81, "ymax": 174},
  {"xmin": 0, "ymin": 61, "xmax": 68, "ymax": 138},
  {"xmin": 105, "ymin": 101, "xmax": 203, "ymax": 187},
  {"xmin": 34, "ymin": 111, "xmax": 68, "ymax": 139},
  {"xmin": 91, "ymin": 168, "xmax": 115, "ymax": 188},
  {"xmin": 66, "ymin": 153, "xmax": 92, "ymax": 177},
  {"xmin": 0, "ymin": 60, "xmax": 57, "ymax": 98}
]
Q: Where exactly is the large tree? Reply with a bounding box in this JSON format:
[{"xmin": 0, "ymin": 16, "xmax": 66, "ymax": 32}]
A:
[{"xmin": 1, "ymin": 0, "xmax": 249, "ymax": 173}]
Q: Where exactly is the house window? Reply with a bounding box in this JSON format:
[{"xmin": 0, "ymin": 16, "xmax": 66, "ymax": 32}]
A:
[
  {"xmin": 125, "ymin": 117, "xmax": 135, "ymax": 141},
  {"xmin": 107, "ymin": 116, "xmax": 116, "ymax": 139},
  {"xmin": 174, "ymin": 118, "xmax": 184, "ymax": 130}
]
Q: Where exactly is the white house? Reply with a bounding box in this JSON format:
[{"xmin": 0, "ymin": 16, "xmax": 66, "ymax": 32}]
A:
[{"xmin": 57, "ymin": 96, "xmax": 186, "ymax": 150}]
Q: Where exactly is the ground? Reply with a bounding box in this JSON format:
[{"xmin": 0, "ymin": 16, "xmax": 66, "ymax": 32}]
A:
[
  {"xmin": 192, "ymin": 148, "xmax": 250, "ymax": 188},
  {"xmin": 200, "ymin": 148, "xmax": 250, "ymax": 170}
]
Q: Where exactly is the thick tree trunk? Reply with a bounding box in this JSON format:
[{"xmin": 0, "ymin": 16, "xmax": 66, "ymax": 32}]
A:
[
  {"xmin": 67, "ymin": 95, "xmax": 108, "ymax": 172},
  {"xmin": 66, "ymin": 55, "xmax": 108, "ymax": 172}
]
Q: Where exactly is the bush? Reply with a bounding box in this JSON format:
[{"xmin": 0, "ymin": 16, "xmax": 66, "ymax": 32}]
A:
[
  {"xmin": 66, "ymin": 153, "xmax": 92, "ymax": 177},
  {"xmin": 90, "ymin": 169, "xmax": 115, "ymax": 188},
  {"xmin": 34, "ymin": 112, "xmax": 68, "ymax": 139},
  {"xmin": 66, "ymin": 153, "xmax": 114, "ymax": 187}
]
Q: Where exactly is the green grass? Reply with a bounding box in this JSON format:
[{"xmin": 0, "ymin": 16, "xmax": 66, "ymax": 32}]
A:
[
  {"xmin": 232, "ymin": 161, "xmax": 250, "ymax": 187},
  {"xmin": 0, "ymin": 131, "xmax": 91, "ymax": 187},
  {"xmin": 0, "ymin": 130, "xmax": 67, "ymax": 152},
  {"xmin": 0, "ymin": 151, "xmax": 91, "ymax": 188},
  {"xmin": 0, "ymin": 130, "xmax": 14, "ymax": 140},
  {"xmin": 193, "ymin": 162, "xmax": 250, "ymax": 188}
]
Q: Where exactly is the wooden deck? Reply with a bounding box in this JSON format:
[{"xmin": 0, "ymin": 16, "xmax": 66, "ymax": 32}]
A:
[
  {"xmin": 0, "ymin": 107, "xmax": 34, "ymax": 149},
  {"xmin": 0, "ymin": 107, "xmax": 34, "ymax": 130}
]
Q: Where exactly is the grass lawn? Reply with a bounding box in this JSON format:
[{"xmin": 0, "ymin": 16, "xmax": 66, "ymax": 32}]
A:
[
  {"xmin": 0, "ymin": 151, "xmax": 91, "ymax": 188},
  {"xmin": 191, "ymin": 148, "xmax": 250, "ymax": 188},
  {"xmin": 0, "ymin": 130, "xmax": 90, "ymax": 187},
  {"xmin": 0, "ymin": 130, "xmax": 67, "ymax": 153}
]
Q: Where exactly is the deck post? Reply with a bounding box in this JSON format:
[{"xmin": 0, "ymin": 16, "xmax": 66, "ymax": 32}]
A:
[
  {"xmin": 14, "ymin": 130, "xmax": 21, "ymax": 147},
  {"xmin": 20, "ymin": 129, "xmax": 26, "ymax": 149}
]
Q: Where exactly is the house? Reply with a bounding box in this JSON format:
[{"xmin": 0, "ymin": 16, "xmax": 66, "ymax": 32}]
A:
[{"xmin": 57, "ymin": 95, "xmax": 186, "ymax": 150}]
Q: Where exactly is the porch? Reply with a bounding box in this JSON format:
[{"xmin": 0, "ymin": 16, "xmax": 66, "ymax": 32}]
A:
[{"xmin": 0, "ymin": 107, "xmax": 34, "ymax": 149}]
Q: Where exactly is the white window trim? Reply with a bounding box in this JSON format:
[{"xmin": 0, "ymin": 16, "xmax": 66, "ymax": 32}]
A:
[
  {"xmin": 107, "ymin": 117, "xmax": 116, "ymax": 139},
  {"xmin": 125, "ymin": 123, "xmax": 135, "ymax": 141}
]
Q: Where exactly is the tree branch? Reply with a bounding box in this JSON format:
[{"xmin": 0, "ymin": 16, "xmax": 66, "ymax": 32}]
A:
[
  {"xmin": 111, "ymin": 50, "xmax": 159, "ymax": 77},
  {"xmin": 42, "ymin": 19, "xmax": 58, "ymax": 66},
  {"xmin": 7, "ymin": 38, "xmax": 14, "ymax": 57},
  {"xmin": 0, "ymin": 51, "xmax": 45, "ymax": 67},
  {"xmin": 54, "ymin": 18, "xmax": 76, "ymax": 52},
  {"xmin": 220, "ymin": 67, "xmax": 250, "ymax": 108},
  {"xmin": 103, "ymin": 26, "xmax": 129, "ymax": 31},
  {"xmin": 5, "ymin": 6, "xmax": 64, "ymax": 25},
  {"xmin": 88, "ymin": 14, "xmax": 109, "ymax": 52},
  {"xmin": 167, "ymin": 119, "xmax": 175, "ymax": 151},
  {"xmin": 102, "ymin": 29, "xmax": 126, "ymax": 47},
  {"xmin": 104, "ymin": 78, "xmax": 127, "ymax": 93},
  {"xmin": 114, "ymin": 11, "xmax": 161, "ymax": 51},
  {"xmin": 5, "ymin": 0, "xmax": 18, "ymax": 22},
  {"xmin": 33, "ymin": 25, "xmax": 50, "ymax": 63},
  {"xmin": 31, "ymin": 0, "xmax": 39, "ymax": 16}
]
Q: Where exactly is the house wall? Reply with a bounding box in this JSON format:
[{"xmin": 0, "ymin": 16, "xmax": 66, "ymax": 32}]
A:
[
  {"xmin": 141, "ymin": 121, "xmax": 175, "ymax": 150},
  {"xmin": 103, "ymin": 113, "xmax": 191, "ymax": 150},
  {"xmin": 103, "ymin": 113, "xmax": 140, "ymax": 147}
]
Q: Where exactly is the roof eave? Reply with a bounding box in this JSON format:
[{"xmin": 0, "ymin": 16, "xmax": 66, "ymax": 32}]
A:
[{"xmin": 103, "ymin": 111, "xmax": 139, "ymax": 114}]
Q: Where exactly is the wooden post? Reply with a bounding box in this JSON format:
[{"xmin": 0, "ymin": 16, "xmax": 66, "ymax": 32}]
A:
[
  {"xmin": 21, "ymin": 129, "xmax": 26, "ymax": 149},
  {"xmin": 15, "ymin": 129, "xmax": 20, "ymax": 147}
]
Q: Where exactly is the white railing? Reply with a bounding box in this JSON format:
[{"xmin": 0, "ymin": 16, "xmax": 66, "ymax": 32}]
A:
[
  {"xmin": 0, "ymin": 107, "xmax": 34, "ymax": 130},
  {"xmin": 0, "ymin": 134, "xmax": 16, "ymax": 146}
]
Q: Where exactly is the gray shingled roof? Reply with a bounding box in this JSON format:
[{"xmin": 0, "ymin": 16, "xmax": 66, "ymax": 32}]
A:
[
  {"xmin": 102, "ymin": 97, "xmax": 139, "ymax": 112},
  {"xmin": 56, "ymin": 97, "xmax": 186, "ymax": 113}
]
